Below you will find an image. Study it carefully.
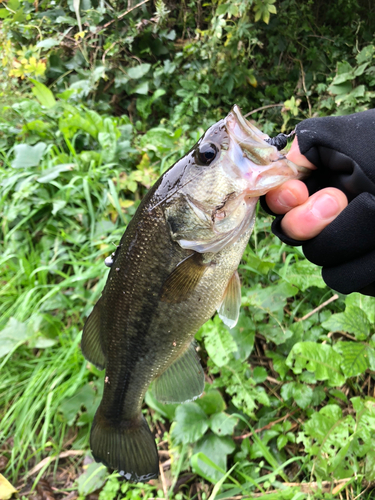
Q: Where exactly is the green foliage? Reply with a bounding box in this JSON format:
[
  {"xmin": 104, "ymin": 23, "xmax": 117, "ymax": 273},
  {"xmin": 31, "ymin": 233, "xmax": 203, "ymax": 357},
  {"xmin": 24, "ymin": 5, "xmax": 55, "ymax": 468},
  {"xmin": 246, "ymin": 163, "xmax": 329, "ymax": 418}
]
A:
[{"xmin": 2, "ymin": 0, "xmax": 375, "ymax": 499}]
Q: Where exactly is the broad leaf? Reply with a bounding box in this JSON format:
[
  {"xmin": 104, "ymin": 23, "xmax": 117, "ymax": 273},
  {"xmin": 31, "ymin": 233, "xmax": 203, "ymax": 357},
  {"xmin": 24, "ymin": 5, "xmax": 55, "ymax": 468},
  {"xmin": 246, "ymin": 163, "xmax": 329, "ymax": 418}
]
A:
[
  {"xmin": 322, "ymin": 305, "xmax": 371, "ymax": 340},
  {"xmin": 209, "ymin": 412, "xmax": 238, "ymax": 436},
  {"xmin": 0, "ymin": 318, "xmax": 30, "ymax": 358},
  {"xmin": 192, "ymin": 434, "xmax": 235, "ymax": 483},
  {"xmin": 281, "ymin": 259, "xmax": 326, "ymax": 291},
  {"xmin": 77, "ymin": 462, "xmax": 107, "ymax": 496},
  {"xmin": 286, "ymin": 342, "xmax": 345, "ymax": 386},
  {"xmin": 127, "ymin": 63, "xmax": 151, "ymax": 79},
  {"xmin": 171, "ymin": 403, "xmax": 209, "ymax": 445},
  {"xmin": 195, "ymin": 389, "xmax": 226, "ymax": 415},
  {"xmin": 12, "ymin": 142, "xmax": 47, "ymax": 169},
  {"xmin": 30, "ymin": 78, "xmax": 57, "ymax": 108},
  {"xmin": 202, "ymin": 316, "xmax": 237, "ymax": 367},
  {"xmin": 334, "ymin": 342, "xmax": 369, "ymax": 377}
]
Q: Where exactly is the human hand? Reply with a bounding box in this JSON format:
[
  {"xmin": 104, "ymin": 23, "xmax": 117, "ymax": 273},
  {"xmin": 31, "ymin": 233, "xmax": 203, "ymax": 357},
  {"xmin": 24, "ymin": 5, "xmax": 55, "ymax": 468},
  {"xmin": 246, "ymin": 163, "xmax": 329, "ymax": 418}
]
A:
[
  {"xmin": 262, "ymin": 109, "xmax": 375, "ymax": 296},
  {"xmin": 265, "ymin": 138, "xmax": 348, "ymax": 240}
]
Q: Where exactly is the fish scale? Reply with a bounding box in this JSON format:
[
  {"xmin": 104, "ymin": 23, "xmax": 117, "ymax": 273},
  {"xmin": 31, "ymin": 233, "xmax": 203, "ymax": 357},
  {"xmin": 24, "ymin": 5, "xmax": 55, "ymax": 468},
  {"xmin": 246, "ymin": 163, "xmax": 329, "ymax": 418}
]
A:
[{"xmin": 81, "ymin": 105, "xmax": 308, "ymax": 482}]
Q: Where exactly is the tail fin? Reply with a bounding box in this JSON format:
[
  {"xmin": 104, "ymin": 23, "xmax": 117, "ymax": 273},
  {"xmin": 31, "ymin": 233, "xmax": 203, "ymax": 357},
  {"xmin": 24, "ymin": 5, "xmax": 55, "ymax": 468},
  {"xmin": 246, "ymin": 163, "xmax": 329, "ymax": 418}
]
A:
[{"xmin": 90, "ymin": 409, "xmax": 159, "ymax": 483}]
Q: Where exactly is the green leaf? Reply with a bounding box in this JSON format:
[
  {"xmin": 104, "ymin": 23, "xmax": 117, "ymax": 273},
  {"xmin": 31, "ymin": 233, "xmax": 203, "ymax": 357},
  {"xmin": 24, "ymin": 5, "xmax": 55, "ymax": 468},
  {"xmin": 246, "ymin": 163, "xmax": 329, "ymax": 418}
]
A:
[
  {"xmin": 202, "ymin": 316, "xmax": 237, "ymax": 367},
  {"xmin": 77, "ymin": 462, "xmax": 107, "ymax": 496},
  {"xmin": 171, "ymin": 403, "xmax": 209, "ymax": 444},
  {"xmin": 30, "ymin": 79, "xmax": 57, "ymax": 109},
  {"xmin": 12, "ymin": 142, "xmax": 47, "ymax": 169},
  {"xmin": 133, "ymin": 81, "xmax": 149, "ymax": 95},
  {"xmin": 144, "ymin": 390, "xmax": 177, "ymax": 420},
  {"xmin": 37, "ymin": 164, "xmax": 74, "ymax": 183},
  {"xmin": 192, "ymin": 434, "xmax": 235, "ymax": 483},
  {"xmin": 267, "ymin": 351, "xmax": 289, "ymax": 379},
  {"xmin": 365, "ymin": 450, "xmax": 375, "ymax": 481},
  {"xmin": 334, "ymin": 342, "xmax": 369, "ymax": 377},
  {"xmin": 209, "ymin": 412, "xmax": 238, "ymax": 436},
  {"xmin": 0, "ymin": 318, "xmax": 30, "ymax": 358},
  {"xmin": 292, "ymin": 382, "xmax": 313, "ymax": 409},
  {"xmin": 356, "ymin": 45, "xmax": 375, "ymax": 64},
  {"xmin": 59, "ymin": 381, "xmax": 103, "ymax": 425},
  {"xmin": 304, "ymin": 404, "xmax": 346, "ymax": 443},
  {"xmin": 0, "ymin": 9, "xmax": 11, "ymax": 18},
  {"xmin": 281, "ymin": 260, "xmax": 326, "ymax": 290},
  {"xmin": 243, "ymin": 281, "xmax": 298, "ymax": 314},
  {"xmin": 195, "ymin": 389, "xmax": 226, "ymax": 415},
  {"xmin": 127, "ymin": 63, "xmax": 151, "ymax": 79},
  {"xmin": 36, "ymin": 38, "xmax": 60, "ymax": 49},
  {"xmin": 281, "ymin": 381, "xmax": 313, "ymax": 408},
  {"xmin": 345, "ymin": 293, "xmax": 375, "ymax": 323},
  {"xmin": 286, "ymin": 342, "xmax": 345, "ymax": 386},
  {"xmin": 230, "ymin": 313, "xmax": 255, "ymax": 361},
  {"xmin": 277, "ymin": 434, "xmax": 288, "ymax": 450},
  {"xmin": 253, "ymin": 366, "xmax": 268, "ymax": 383},
  {"xmin": 322, "ymin": 305, "xmax": 371, "ymax": 340},
  {"xmin": 217, "ymin": 361, "xmax": 270, "ymax": 416}
]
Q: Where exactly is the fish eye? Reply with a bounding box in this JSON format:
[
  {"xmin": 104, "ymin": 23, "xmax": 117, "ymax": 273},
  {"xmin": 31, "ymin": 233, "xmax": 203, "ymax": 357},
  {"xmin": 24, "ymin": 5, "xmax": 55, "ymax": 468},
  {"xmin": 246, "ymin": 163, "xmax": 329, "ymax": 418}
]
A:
[{"xmin": 195, "ymin": 143, "xmax": 219, "ymax": 166}]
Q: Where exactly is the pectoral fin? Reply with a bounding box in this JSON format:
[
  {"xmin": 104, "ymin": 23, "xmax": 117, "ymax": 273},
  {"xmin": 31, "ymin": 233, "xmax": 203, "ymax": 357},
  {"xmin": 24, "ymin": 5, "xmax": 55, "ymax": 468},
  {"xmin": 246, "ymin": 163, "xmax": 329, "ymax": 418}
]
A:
[
  {"xmin": 153, "ymin": 342, "xmax": 204, "ymax": 403},
  {"xmin": 81, "ymin": 298, "xmax": 107, "ymax": 370},
  {"xmin": 217, "ymin": 270, "xmax": 241, "ymax": 329},
  {"xmin": 160, "ymin": 253, "xmax": 209, "ymax": 303}
]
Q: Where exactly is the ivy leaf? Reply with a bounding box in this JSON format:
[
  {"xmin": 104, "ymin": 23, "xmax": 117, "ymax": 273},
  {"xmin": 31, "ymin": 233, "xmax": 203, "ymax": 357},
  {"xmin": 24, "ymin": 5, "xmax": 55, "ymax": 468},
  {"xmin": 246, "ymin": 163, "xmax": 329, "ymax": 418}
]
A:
[
  {"xmin": 171, "ymin": 403, "xmax": 209, "ymax": 445},
  {"xmin": 334, "ymin": 342, "xmax": 369, "ymax": 378},
  {"xmin": 286, "ymin": 342, "xmax": 345, "ymax": 386}
]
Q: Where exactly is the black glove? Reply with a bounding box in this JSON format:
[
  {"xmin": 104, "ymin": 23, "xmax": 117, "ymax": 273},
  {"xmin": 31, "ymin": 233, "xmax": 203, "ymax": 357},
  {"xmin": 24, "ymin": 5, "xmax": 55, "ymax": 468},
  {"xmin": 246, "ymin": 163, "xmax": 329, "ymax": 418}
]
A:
[{"xmin": 261, "ymin": 109, "xmax": 375, "ymax": 296}]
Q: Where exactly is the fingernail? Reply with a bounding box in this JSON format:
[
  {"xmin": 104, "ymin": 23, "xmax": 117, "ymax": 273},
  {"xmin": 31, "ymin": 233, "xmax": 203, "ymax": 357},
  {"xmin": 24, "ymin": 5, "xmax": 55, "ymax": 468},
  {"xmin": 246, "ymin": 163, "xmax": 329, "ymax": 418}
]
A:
[
  {"xmin": 311, "ymin": 194, "xmax": 340, "ymax": 220},
  {"xmin": 278, "ymin": 189, "xmax": 298, "ymax": 208}
]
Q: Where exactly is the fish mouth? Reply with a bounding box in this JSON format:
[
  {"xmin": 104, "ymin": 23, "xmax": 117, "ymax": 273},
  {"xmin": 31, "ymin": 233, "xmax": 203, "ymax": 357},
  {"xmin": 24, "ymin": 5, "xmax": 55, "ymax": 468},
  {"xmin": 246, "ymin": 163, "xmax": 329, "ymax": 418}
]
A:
[{"xmin": 224, "ymin": 105, "xmax": 309, "ymax": 196}]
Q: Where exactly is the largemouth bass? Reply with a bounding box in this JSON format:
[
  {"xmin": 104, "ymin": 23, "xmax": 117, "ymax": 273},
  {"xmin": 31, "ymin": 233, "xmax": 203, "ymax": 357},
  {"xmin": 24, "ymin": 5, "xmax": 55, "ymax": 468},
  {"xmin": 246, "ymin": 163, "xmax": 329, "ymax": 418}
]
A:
[{"xmin": 82, "ymin": 105, "xmax": 307, "ymax": 482}]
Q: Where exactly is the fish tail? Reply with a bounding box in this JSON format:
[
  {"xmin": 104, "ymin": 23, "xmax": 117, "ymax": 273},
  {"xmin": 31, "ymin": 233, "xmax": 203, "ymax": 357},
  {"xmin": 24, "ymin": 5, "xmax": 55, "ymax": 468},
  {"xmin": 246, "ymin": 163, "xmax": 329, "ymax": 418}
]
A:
[{"xmin": 90, "ymin": 407, "xmax": 159, "ymax": 482}]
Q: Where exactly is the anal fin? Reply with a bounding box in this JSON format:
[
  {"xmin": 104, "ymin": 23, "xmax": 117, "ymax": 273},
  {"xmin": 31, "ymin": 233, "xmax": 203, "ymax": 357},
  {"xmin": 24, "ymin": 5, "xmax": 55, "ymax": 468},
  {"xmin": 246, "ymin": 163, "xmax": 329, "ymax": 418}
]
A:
[
  {"xmin": 81, "ymin": 298, "xmax": 107, "ymax": 370},
  {"xmin": 217, "ymin": 270, "xmax": 241, "ymax": 329},
  {"xmin": 153, "ymin": 342, "xmax": 204, "ymax": 403},
  {"xmin": 160, "ymin": 252, "xmax": 209, "ymax": 304}
]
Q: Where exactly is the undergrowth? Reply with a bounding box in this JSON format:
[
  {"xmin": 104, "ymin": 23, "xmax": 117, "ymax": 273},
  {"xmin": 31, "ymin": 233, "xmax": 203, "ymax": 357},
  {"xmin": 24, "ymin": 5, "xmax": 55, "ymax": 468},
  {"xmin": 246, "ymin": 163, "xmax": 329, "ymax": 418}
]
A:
[{"xmin": 1, "ymin": 0, "xmax": 375, "ymax": 499}]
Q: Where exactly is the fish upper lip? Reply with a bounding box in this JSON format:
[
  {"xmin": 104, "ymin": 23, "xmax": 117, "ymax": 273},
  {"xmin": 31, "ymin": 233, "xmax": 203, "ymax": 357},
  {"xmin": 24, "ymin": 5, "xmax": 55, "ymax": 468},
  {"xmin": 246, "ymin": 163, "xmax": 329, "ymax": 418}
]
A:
[{"xmin": 225, "ymin": 104, "xmax": 271, "ymax": 144}]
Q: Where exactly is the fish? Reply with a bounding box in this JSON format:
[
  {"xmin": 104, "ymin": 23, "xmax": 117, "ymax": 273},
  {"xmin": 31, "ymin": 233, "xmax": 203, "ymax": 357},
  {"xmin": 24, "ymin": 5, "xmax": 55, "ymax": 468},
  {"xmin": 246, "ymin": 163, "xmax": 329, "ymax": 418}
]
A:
[{"xmin": 81, "ymin": 105, "xmax": 308, "ymax": 482}]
